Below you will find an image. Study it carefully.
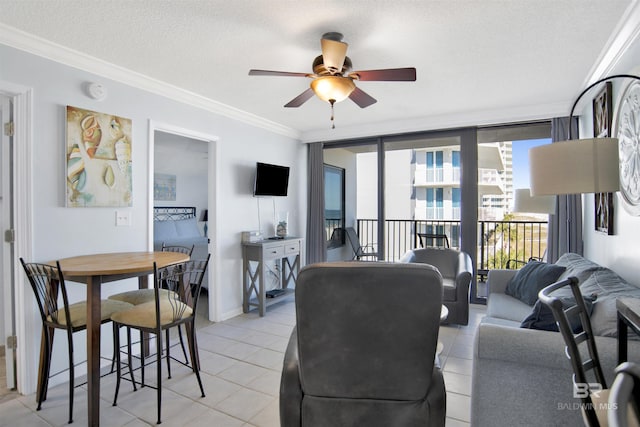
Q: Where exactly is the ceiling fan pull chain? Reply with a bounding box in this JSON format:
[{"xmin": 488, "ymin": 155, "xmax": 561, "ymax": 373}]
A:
[{"xmin": 330, "ymin": 99, "xmax": 336, "ymax": 129}]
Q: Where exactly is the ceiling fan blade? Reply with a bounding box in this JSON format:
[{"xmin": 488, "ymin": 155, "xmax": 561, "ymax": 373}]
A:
[
  {"xmin": 350, "ymin": 67, "xmax": 416, "ymax": 81},
  {"xmin": 284, "ymin": 88, "xmax": 315, "ymax": 108},
  {"xmin": 349, "ymin": 87, "xmax": 377, "ymax": 108},
  {"xmin": 249, "ymin": 69, "xmax": 310, "ymax": 77},
  {"xmin": 321, "ymin": 38, "xmax": 348, "ymax": 74}
]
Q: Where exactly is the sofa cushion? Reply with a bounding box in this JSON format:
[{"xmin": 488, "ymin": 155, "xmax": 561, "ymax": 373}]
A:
[
  {"xmin": 486, "ymin": 293, "xmax": 532, "ymax": 323},
  {"xmin": 520, "ymin": 295, "xmax": 595, "ymax": 333},
  {"xmin": 579, "ymin": 270, "xmax": 640, "ymax": 337},
  {"xmin": 505, "ymin": 261, "xmax": 566, "ymax": 306},
  {"xmin": 555, "ymin": 252, "xmax": 605, "ymax": 284},
  {"xmin": 442, "ymin": 278, "xmax": 456, "ymax": 301},
  {"xmin": 480, "ymin": 315, "xmax": 522, "ymax": 329}
]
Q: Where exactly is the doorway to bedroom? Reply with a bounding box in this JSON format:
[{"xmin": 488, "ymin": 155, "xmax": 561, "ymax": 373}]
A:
[{"xmin": 150, "ymin": 123, "xmax": 218, "ymax": 322}]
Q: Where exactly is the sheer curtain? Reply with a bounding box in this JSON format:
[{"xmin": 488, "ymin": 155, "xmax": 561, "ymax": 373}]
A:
[
  {"xmin": 306, "ymin": 142, "xmax": 326, "ymax": 264},
  {"xmin": 546, "ymin": 117, "xmax": 582, "ymax": 263}
]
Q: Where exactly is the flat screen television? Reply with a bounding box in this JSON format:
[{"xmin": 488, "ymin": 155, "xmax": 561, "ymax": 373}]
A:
[{"xmin": 253, "ymin": 162, "xmax": 290, "ymax": 196}]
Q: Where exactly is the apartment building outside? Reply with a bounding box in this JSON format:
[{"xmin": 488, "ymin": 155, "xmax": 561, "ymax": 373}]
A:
[
  {"xmin": 359, "ymin": 143, "xmax": 508, "ymax": 217},
  {"xmin": 355, "ymin": 143, "xmax": 507, "ymax": 250}
]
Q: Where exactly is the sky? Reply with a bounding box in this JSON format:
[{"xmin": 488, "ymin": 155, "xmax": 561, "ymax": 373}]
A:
[{"xmin": 511, "ymin": 138, "xmax": 551, "ymax": 190}]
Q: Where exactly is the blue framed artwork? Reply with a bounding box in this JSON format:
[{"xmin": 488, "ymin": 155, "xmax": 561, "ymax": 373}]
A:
[{"xmin": 154, "ymin": 173, "xmax": 176, "ymax": 201}]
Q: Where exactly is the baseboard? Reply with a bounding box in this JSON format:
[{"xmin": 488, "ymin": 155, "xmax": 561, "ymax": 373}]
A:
[{"xmin": 220, "ymin": 307, "xmax": 244, "ymax": 321}]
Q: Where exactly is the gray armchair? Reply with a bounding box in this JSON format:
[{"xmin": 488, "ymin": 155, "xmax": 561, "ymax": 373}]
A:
[
  {"xmin": 280, "ymin": 262, "xmax": 446, "ymax": 427},
  {"xmin": 400, "ymin": 248, "xmax": 473, "ymax": 325}
]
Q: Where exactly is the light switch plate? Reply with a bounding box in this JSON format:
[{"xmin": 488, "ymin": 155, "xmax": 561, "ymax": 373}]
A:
[{"xmin": 115, "ymin": 210, "xmax": 131, "ymax": 226}]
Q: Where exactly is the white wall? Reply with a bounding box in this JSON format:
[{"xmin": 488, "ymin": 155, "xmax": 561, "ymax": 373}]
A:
[
  {"xmin": 581, "ymin": 33, "xmax": 640, "ymax": 287},
  {"xmin": 357, "ymin": 152, "xmax": 378, "ymax": 219},
  {"xmin": 385, "ymin": 150, "xmax": 414, "ymax": 220},
  {"xmin": 0, "ymin": 44, "xmax": 306, "ymax": 391}
]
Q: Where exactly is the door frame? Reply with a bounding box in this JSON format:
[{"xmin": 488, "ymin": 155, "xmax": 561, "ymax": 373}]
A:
[
  {"xmin": 0, "ymin": 80, "xmax": 34, "ymax": 394},
  {"xmin": 1, "ymin": 92, "xmax": 14, "ymax": 390},
  {"xmin": 148, "ymin": 120, "xmax": 221, "ymax": 321}
]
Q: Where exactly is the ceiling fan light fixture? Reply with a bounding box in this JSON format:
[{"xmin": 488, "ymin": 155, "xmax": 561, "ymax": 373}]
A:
[{"xmin": 310, "ymin": 76, "xmax": 355, "ymax": 103}]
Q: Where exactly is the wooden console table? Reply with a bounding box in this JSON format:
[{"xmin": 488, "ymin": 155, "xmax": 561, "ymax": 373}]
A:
[{"xmin": 242, "ymin": 237, "xmax": 303, "ymax": 316}]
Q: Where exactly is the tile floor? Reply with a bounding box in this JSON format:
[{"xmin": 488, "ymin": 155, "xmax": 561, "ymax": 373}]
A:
[{"xmin": 0, "ymin": 295, "xmax": 485, "ymax": 426}]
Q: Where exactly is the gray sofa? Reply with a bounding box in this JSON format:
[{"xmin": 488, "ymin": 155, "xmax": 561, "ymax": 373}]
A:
[
  {"xmin": 400, "ymin": 248, "xmax": 473, "ymax": 325},
  {"xmin": 471, "ymin": 253, "xmax": 640, "ymax": 427}
]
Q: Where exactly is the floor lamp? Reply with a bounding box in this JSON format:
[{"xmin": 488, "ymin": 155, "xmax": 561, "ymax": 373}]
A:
[
  {"xmin": 528, "ymin": 75, "xmax": 640, "ymax": 253},
  {"xmin": 513, "ymin": 188, "xmax": 556, "ymax": 215},
  {"xmin": 512, "ymin": 188, "xmax": 556, "ymax": 262},
  {"xmin": 529, "ymin": 74, "xmax": 640, "ymax": 196}
]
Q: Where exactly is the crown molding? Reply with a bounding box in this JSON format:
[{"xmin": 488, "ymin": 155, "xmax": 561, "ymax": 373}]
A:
[
  {"xmin": 0, "ymin": 23, "xmax": 301, "ymax": 140},
  {"xmin": 585, "ymin": 0, "xmax": 640, "ymax": 84}
]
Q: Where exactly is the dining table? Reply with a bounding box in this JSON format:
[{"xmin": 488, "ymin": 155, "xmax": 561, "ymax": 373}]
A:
[{"xmin": 52, "ymin": 251, "xmax": 189, "ymax": 427}]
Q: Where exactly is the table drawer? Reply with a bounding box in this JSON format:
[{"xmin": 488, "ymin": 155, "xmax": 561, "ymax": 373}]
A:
[
  {"xmin": 284, "ymin": 241, "xmax": 300, "ymax": 255},
  {"xmin": 263, "ymin": 245, "xmax": 285, "ymax": 259}
]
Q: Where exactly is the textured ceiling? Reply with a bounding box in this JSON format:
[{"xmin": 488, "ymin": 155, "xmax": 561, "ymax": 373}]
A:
[{"xmin": 0, "ymin": 0, "xmax": 635, "ymax": 141}]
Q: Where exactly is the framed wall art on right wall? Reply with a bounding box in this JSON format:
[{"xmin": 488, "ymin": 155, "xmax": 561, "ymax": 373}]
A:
[{"xmin": 593, "ymin": 82, "xmax": 614, "ymax": 235}]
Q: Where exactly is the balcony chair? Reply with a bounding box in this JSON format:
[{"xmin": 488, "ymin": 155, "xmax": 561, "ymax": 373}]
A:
[
  {"xmin": 344, "ymin": 226, "xmax": 377, "ymax": 260},
  {"xmin": 399, "ymin": 247, "xmax": 473, "ymax": 325},
  {"xmin": 506, "ymin": 249, "xmax": 547, "ymax": 270},
  {"xmin": 280, "ymin": 262, "xmax": 446, "ymax": 427},
  {"xmin": 608, "ymin": 362, "xmax": 640, "ymax": 427},
  {"xmin": 111, "ymin": 256, "xmax": 210, "ymax": 424},
  {"xmin": 538, "ymin": 277, "xmax": 608, "ymax": 427},
  {"xmin": 327, "ymin": 227, "xmax": 344, "ymax": 250},
  {"xmin": 20, "ymin": 258, "xmax": 133, "ymax": 424},
  {"xmin": 417, "ymin": 233, "xmax": 450, "ymax": 249}
]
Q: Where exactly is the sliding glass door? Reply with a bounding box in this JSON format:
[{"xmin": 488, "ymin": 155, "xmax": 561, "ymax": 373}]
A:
[
  {"xmin": 318, "ymin": 121, "xmax": 551, "ymax": 304},
  {"xmin": 323, "ymin": 129, "xmax": 477, "ymax": 267}
]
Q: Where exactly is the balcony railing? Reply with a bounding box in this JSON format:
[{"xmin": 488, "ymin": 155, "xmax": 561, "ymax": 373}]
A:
[{"xmin": 353, "ymin": 219, "xmax": 548, "ymax": 272}]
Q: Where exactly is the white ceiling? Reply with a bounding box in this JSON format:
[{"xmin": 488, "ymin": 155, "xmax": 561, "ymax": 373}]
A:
[{"xmin": 0, "ymin": 0, "xmax": 637, "ymax": 141}]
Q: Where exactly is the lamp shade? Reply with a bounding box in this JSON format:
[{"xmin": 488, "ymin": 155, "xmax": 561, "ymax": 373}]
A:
[
  {"xmin": 310, "ymin": 76, "xmax": 355, "ymax": 103},
  {"xmin": 513, "ymin": 188, "xmax": 556, "ymax": 214},
  {"xmin": 529, "ymin": 138, "xmax": 619, "ymax": 196}
]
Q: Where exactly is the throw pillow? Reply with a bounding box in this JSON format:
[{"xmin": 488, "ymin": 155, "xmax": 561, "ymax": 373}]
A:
[
  {"xmin": 580, "ymin": 270, "xmax": 640, "ymax": 338},
  {"xmin": 505, "ymin": 261, "xmax": 567, "ymax": 306},
  {"xmin": 520, "ymin": 295, "xmax": 596, "ymax": 333},
  {"xmin": 174, "ymin": 218, "xmax": 201, "ymax": 238}
]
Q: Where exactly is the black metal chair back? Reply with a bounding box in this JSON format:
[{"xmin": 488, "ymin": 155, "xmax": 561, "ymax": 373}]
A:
[
  {"xmin": 20, "ymin": 258, "xmax": 76, "ymax": 423},
  {"xmin": 161, "ymin": 242, "xmax": 195, "ymax": 257},
  {"xmin": 538, "ymin": 276, "xmax": 606, "ymax": 427},
  {"xmin": 21, "ymin": 259, "xmax": 72, "ymax": 331},
  {"xmin": 156, "ymin": 256, "xmax": 210, "ymax": 321}
]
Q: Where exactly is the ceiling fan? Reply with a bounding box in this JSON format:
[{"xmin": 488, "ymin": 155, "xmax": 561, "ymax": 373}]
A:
[{"xmin": 249, "ymin": 32, "xmax": 416, "ymax": 127}]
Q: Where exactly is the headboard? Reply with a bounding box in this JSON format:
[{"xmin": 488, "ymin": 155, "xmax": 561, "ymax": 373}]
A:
[{"xmin": 153, "ymin": 206, "xmax": 196, "ymax": 221}]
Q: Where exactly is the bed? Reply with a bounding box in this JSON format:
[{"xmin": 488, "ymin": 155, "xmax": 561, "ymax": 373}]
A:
[{"xmin": 153, "ymin": 206, "xmax": 210, "ymax": 289}]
